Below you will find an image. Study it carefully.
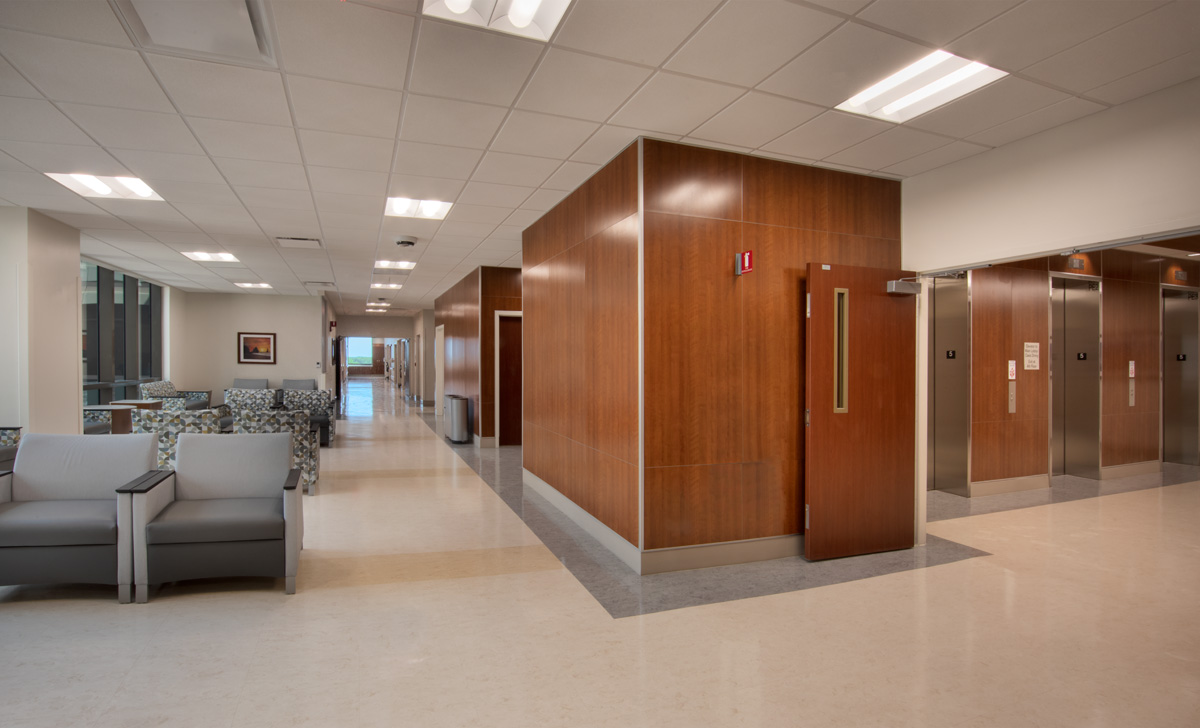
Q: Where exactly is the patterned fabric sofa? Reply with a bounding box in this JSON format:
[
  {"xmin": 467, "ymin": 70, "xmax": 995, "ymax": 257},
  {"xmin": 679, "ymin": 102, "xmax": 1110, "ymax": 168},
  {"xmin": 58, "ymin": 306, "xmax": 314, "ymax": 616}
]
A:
[
  {"xmin": 221, "ymin": 388, "xmax": 279, "ymax": 431},
  {"xmin": 83, "ymin": 409, "xmax": 112, "ymax": 435},
  {"xmin": 235, "ymin": 410, "xmax": 319, "ymax": 495},
  {"xmin": 0, "ymin": 427, "xmax": 19, "ymax": 468},
  {"xmin": 139, "ymin": 381, "xmax": 211, "ymax": 411},
  {"xmin": 281, "ymin": 389, "xmax": 336, "ymax": 446},
  {"xmin": 131, "ymin": 409, "xmax": 221, "ymax": 469}
]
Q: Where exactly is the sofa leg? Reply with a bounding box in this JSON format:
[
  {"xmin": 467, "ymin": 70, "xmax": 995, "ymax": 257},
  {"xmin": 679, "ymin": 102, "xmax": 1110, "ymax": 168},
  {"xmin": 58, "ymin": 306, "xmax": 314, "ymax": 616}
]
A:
[
  {"xmin": 118, "ymin": 584, "xmax": 132, "ymax": 604},
  {"xmin": 136, "ymin": 583, "xmax": 149, "ymax": 604},
  {"xmin": 285, "ymin": 576, "xmax": 296, "ymax": 595}
]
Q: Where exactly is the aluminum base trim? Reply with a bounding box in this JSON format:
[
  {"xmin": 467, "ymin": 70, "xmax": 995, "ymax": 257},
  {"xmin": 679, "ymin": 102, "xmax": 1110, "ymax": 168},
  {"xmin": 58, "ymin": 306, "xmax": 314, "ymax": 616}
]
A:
[
  {"xmin": 522, "ymin": 468, "xmax": 642, "ymax": 574},
  {"xmin": 969, "ymin": 473, "xmax": 1049, "ymax": 497},
  {"xmin": 475, "ymin": 436, "xmax": 496, "ymax": 449},
  {"xmin": 1100, "ymin": 460, "xmax": 1161, "ymax": 480},
  {"xmin": 641, "ymin": 535, "xmax": 802, "ymax": 575}
]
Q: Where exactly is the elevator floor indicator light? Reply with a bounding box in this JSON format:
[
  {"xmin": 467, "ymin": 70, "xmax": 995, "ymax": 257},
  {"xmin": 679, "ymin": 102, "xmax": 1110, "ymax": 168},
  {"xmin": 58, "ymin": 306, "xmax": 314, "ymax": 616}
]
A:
[{"xmin": 1077, "ymin": 352, "xmax": 1087, "ymax": 360}]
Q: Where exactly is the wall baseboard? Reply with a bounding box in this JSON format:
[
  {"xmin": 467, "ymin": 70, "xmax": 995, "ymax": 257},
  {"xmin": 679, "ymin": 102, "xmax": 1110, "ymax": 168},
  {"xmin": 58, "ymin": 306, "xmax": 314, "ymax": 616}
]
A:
[
  {"xmin": 523, "ymin": 469, "xmax": 642, "ymax": 573},
  {"xmin": 1100, "ymin": 460, "xmax": 1160, "ymax": 480},
  {"xmin": 969, "ymin": 473, "xmax": 1049, "ymax": 497}
]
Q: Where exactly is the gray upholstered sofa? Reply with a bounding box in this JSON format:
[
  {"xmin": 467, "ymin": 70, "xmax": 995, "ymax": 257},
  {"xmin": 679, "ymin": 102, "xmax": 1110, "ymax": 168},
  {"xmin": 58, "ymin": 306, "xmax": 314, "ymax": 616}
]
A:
[
  {"xmin": 0, "ymin": 433, "xmax": 158, "ymax": 603},
  {"xmin": 128, "ymin": 433, "xmax": 301, "ymax": 601}
]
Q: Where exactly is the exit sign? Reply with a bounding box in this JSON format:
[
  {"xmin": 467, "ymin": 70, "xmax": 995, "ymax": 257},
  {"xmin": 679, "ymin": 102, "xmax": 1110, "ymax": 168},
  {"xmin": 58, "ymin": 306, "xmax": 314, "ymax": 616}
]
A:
[{"xmin": 735, "ymin": 250, "xmax": 754, "ymax": 275}]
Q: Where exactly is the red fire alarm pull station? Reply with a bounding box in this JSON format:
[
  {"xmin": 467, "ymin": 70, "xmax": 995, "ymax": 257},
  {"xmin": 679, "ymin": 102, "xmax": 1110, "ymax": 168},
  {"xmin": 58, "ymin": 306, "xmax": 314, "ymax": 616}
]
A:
[{"xmin": 735, "ymin": 250, "xmax": 754, "ymax": 275}]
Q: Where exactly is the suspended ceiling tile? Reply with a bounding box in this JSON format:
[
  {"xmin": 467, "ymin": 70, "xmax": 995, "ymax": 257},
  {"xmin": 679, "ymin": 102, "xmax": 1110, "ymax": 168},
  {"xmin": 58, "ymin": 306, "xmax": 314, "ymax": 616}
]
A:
[
  {"xmin": 248, "ymin": 206, "xmax": 321, "ymax": 236},
  {"xmin": 490, "ymin": 110, "xmax": 599, "ymax": 159},
  {"xmin": 399, "ymin": 95, "xmax": 508, "ymax": 149},
  {"xmin": 907, "ymin": 77, "xmax": 1070, "ymax": 139},
  {"xmin": 287, "ymin": 75, "xmax": 403, "ymax": 140},
  {"xmin": 272, "ymin": 0, "xmax": 414, "ymax": 89},
  {"xmin": 381, "ymin": 216, "xmax": 442, "ymax": 238},
  {"xmin": 42, "ymin": 211, "xmax": 135, "ymax": 230},
  {"xmin": 1086, "ymin": 51, "xmax": 1200, "ymax": 105},
  {"xmin": 803, "ymin": 0, "xmax": 872, "ymax": 14},
  {"xmin": 553, "ymin": 0, "xmax": 722, "ymax": 67},
  {"xmin": 232, "ymin": 186, "xmax": 314, "ymax": 211},
  {"xmin": 147, "ymin": 55, "xmax": 291, "ymax": 128},
  {"xmin": 0, "ymin": 140, "xmax": 130, "ymax": 176},
  {"xmin": 321, "ymin": 210, "xmax": 383, "ymax": 232},
  {"xmin": 392, "ymin": 140, "xmax": 483, "ymax": 180},
  {"xmin": 193, "ymin": 217, "xmax": 263, "ymax": 236},
  {"xmin": 1022, "ymin": 3, "xmax": 1200, "ymax": 93},
  {"xmin": 437, "ymin": 222, "xmax": 496, "ymax": 240},
  {"xmin": 761, "ymin": 110, "xmax": 891, "ymax": 161},
  {"xmin": 965, "ymin": 97, "xmax": 1107, "ymax": 148},
  {"xmin": 173, "ymin": 202, "xmax": 255, "ymax": 227},
  {"xmin": 689, "ymin": 91, "xmax": 824, "ymax": 149},
  {"xmin": 609, "ymin": 73, "xmax": 743, "ymax": 136},
  {"xmin": 109, "ymin": 149, "xmax": 225, "ymax": 185},
  {"xmin": 409, "ymin": 20, "xmax": 542, "ymax": 107},
  {"xmin": 213, "ymin": 158, "xmax": 310, "ymax": 190},
  {"xmin": 209, "ymin": 233, "xmax": 274, "ymax": 248},
  {"xmin": 758, "ymin": 22, "xmax": 932, "ymax": 107},
  {"xmin": 307, "ymin": 166, "xmax": 389, "ymax": 197},
  {"xmin": 297, "ymin": 129, "xmax": 393, "ymax": 173},
  {"xmin": 856, "ymin": 1, "xmax": 1020, "ymax": 47},
  {"xmin": 0, "ymin": 151, "xmax": 32, "ymax": 172},
  {"xmin": 0, "ymin": 98, "xmax": 95, "ymax": 145},
  {"xmin": 570, "ymin": 126, "xmax": 664, "ymax": 165},
  {"xmin": 472, "ymin": 151, "xmax": 560, "ymax": 188},
  {"xmin": 0, "ymin": 0, "xmax": 133, "ymax": 45},
  {"xmin": 61, "ymin": 104, "xmax": 202, "ymax": 154},
  {"xmin": 678, "ymin": 138, "xmax": 752, "ymax": 155},
  {"xmin": 824, "ymin": 126, "xmax": 951, "ymax": 170},
  {"xmin": 516, "ymin": 48, "xmax": 652, "ymax": 122},
  {"xmin": 148, "ymin": 231, "xmax": 218, "ymax": 246},
  {"xmin": 0, "ymin": 170, "xmax": 84, "ymax": 197},
  {"xmin": 493, "ymin": 221, "xmax": 530, "ymax": 238},
  {"xmin": 5, "ymin": 192, "xmax": 107, "ymax": 214},
  {"xmin": 520, "ymin": 187, "xmax": 569, "ymax": 212},
  {"xmin": 0, "ymin": 29, "xmax": 173, "ymax": 112},
  {"xmin": 666, "ymin": 0, "xmax": 842, "ymax": 88},
  {"xmin": 948, "ymin": 1, "xmax": 1162, "ymax": 72},
  {"xmin": 387, "ymin": 174, "xmax": 464, "ymax": 201},
  {"xmin": 0, "ymin": 56, "xmax": 41, "ymax": 98},
  {"xmin": 444, "ymin": 204, "xmax": 512, "ymax": 225},
  {"xmin": 189, "ymin": 118, "xmax": 302, "ymax": 163},
  {"xmin": 314, "ymin": 191, "xmax": 384, "ymax": 217},
  {"xmin": 542, "ymin": 161, "xmax": 600, "ymax": 191},
  {"xmin": 83, "ymin": 229, "xmax": 159, "ymax": 245},
  {"xmin": 148, "ymin": 179, "xmax": 240, "ymax": 206},
  {"xmin": 457, "ymin": 181, "xmax": 534, "ymax": 208}
]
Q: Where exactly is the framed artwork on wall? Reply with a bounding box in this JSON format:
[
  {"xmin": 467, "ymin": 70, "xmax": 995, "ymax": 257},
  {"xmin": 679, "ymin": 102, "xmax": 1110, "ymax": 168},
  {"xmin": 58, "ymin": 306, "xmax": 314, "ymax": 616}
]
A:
[{"xmin": 238, "ymin": 332, "xmax": 276, "ymax": 364}]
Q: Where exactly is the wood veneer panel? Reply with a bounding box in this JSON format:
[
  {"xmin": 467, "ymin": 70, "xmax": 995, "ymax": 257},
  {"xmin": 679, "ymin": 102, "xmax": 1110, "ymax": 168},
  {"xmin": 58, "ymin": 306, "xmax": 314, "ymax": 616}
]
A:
[
  {"xmin": 1161, "ymin": 258, "xmax": 1200, "ymax": 287},
  {"xmin": 524, "ymin": 186, "xmax": 587, "ymax": 272},
  {"xmin": 998, "ymin": 257, "xmax": 1049, "ymax": 272},
  {"xmin": 644, "ymin": 212, "xmax": 743, "ymax": 467},
  {"xmin": 588, "ymin": 215, "xmax": 639, "ymax": 465},
  {"xmin": 825, "ymin": 169, "xmax": 901, "ymax": 240},
  {"xmin": 644, "ymin": 464, "xmax": 747, "ymax": 549},
  {"xmin": 643, "ymin": 139, "xmax": 742, "ymax": 222},
  {"xmin": 1048, "ymin": 252, "xmax": 1100, "ymax": 277},
  {"xmin": 585, "ymin": 142, "xmax": 639, "ymax": 239},
  {"xmin": 435, "ymin": 267, "xmax": 481, "ymax": 434},
  {"xmin": 743, "ymin": 155, "xmax": 827, "ymax": 231},
  {"xmin": 1101, "ymin": 277, "xmax": 1160, "ymax": 465},
  {"xmin": 971, "ymin": 419, "xmax": 1050, "ymax": 481},
  {"xmin": 1101, "ymin": 249, "xmax": 1158, "ymax": 283}
]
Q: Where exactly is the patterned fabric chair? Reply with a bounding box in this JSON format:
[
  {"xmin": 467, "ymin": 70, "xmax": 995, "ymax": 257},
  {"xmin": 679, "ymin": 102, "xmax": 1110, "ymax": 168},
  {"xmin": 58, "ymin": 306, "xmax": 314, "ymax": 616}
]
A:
[
  {"xmin": 150, "ymin": 397, "xmax": 188, "ymax": 412},
  {"xmin": 235, "ymin": 410, "xmax": 319, "ymax": 495},
  {"xmin": 140, "ymin": 381, "xmax": 211, "ymax": 411},
  {"xmin": 83, "ymin": 409, "xmax": 112, "ymax": 435},
  {"xmin": 281, "ymin": 389, "xmax": 336, "ymax": 446},
  {"xmin": 221, "ymin": 387, "xmax": 279, "ymax": 431},
  {"xmin": 0, "ymin": 427, "xmax": 19, "ymax": 468},
  {"xmin": 132, "ymin": 409, "xmax": 221, "ymax": 469}
]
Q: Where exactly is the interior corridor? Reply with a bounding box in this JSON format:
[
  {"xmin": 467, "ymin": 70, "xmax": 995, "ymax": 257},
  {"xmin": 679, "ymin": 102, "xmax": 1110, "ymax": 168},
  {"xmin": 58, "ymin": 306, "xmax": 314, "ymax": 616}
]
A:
[{"xmin": 1, "ymin": 377, "xmax": 1198, "ymax": 727}]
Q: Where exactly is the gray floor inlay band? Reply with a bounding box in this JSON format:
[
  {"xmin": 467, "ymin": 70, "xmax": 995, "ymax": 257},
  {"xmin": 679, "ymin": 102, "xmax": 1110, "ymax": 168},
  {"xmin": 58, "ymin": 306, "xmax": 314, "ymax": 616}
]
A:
[{"xmin": 419, "ymin": 412, "xmax": 988, "ymax": 619}]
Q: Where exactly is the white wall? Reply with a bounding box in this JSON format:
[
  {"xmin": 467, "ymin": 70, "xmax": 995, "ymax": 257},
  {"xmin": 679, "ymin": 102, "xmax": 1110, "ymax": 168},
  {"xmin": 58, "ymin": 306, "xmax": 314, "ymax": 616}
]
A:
[
  {"xmin": 168, "ymin": 292, "xmax": 325, "ymax": 404},
  {"xmin": 335, "ymin": 314, "xmax": 415, "ymax": 339},
  {"xmin": 413, "ymin": 308, "xmax": 436, "ymax": 404},
  {"xmin": 0, "ymin": 208, "xmax": 81, "ymax": 433},
  {"xmin": 903, "ymin": 77, "xmax": 1200, "ymax": 272}
]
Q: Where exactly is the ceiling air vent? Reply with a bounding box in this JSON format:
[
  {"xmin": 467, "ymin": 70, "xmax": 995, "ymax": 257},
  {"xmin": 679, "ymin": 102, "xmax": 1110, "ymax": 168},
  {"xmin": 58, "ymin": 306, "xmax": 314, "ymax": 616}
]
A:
[
  {"xmin": 114, "ymin": 0, "xmax": 276, "ymax": 68},
  {"xmin": 276, "ymin": 237, "xmax": 323, "ymax": 250},
  {"xmin": 304, "ymin": 281, "xmax": 337, "ymax": 290}
]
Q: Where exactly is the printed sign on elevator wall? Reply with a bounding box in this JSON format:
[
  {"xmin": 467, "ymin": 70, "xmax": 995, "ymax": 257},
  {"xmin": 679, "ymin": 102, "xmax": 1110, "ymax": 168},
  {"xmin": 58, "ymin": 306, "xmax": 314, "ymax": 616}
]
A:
[{"xmin": 1023, "ymin": 342, "xmax": 1039, "ymax": 370}]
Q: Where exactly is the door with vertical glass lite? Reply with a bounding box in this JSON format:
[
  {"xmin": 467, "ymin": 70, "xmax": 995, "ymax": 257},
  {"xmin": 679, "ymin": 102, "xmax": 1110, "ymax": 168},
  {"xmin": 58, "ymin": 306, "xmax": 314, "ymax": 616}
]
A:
[{"xmin": 805, "ymin": 264, "xmax": 915, "ymax": 561}]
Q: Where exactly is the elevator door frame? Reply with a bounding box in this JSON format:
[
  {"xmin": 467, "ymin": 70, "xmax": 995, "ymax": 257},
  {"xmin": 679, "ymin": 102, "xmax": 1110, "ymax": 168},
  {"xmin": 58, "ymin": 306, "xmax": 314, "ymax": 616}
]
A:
[
  {"xmin": 1162, "ymin": 286, "xmax": 1199, "ymax": 465},
  {"xmin": 1050, "ymin": 274, "xmax": 1103, "ymax": 480}
]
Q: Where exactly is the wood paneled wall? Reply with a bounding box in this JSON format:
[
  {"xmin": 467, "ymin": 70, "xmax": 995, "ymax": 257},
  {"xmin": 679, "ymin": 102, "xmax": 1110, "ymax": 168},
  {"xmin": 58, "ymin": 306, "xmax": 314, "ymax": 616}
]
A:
[
  {"xmin": 523, "ymin": 143, "xmax": 640, "ymax": 545},
  {"xmin": 434, "ymin": 268, "xmax": 480, "ymax": 434},
  {"xmin": 1101, "ymin": 250, "xmax": 1160, "ymax": 466},
  {"xmin": 641, "ymin": 140, "xmax": 900, "ymax": 549},
  {"xmin": 969, "ymin": 266, "xmax": 1050, "ymax": 482},
  {"xmin": 480, "ymin": 267, "xmax": 521, "ymax": 439}
]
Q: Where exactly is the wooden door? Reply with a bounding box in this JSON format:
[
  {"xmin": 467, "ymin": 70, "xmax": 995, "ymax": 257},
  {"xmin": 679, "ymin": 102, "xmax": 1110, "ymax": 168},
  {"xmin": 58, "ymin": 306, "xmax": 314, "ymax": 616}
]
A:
[
  {"xmin": 498, "ymin": 315, "xmax": 523, "ymax": 446},
  {"xmin": 805, "ymin": 264, "xmax": 915, "ymax": 560}
]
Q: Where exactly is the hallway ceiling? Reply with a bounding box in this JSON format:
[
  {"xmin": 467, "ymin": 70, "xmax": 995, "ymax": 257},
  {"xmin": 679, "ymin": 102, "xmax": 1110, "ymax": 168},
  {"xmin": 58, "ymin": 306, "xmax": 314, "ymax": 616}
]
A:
[{"xmin": 1, "ymin": 0, "xmax": 1197, "ymax": 314}]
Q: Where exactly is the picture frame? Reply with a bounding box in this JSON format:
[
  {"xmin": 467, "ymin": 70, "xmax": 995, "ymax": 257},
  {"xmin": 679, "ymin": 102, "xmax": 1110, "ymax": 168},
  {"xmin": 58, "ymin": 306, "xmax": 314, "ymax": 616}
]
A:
[{"xmin": 238, "ymin": 332, "xmax": 276, "ymax": 365}]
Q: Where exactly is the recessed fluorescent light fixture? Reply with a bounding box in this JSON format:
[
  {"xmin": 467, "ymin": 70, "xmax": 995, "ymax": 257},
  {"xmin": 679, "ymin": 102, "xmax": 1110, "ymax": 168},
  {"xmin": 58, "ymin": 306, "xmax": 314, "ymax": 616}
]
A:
[
  {"xmin": 1188, "ymin": 253, "xmax": 1200, "ymax": 257},
  {"xmin": 366, "ymin": 302, "xmax": 390, "ymax": 307},
  {"xmin": 835, "ymin": 51, "xmax": 1008, "ymax": 123},
  {"xmin": 423, "ymin": 0, "xmax": 570, "ymax": 42},
  {"xmin": 182, "ymin": 251, "xmax": 239, "ymax": 262},
  {"xmin": 375, "ymin": 260, "xmax": 417, "ymax": 270},
  {"xmin": 371, "ymin": 283, "xmax": 403, "ymax": 289},
  {"xmin": 366, "ymin": 308, "xmax": 388, "ymax": 313},
  {"xmin": 386, "ymin": 197, "xmax": 452, "ymax": 220},
  {"xmin": 235, "ymin": 282, "xmax": 272, "ymax": 289},
  {"xmin": 46, "ymin": 173, "xmax": 164, "ymax": 201}
]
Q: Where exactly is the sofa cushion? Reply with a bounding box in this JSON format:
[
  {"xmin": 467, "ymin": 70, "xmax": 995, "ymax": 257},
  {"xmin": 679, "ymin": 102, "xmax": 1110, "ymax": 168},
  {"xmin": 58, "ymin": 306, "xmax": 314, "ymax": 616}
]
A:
[
  {"xmin": 233, "ymin": 378, "xmax": 269, "ymax": 389},
  {"xmin": 0, "ymin": 500, "xmax": 117, "ymax": 547},
  {"xmin": 13, "ymin": 433, "xmax": 156, "ymax": 501},
  {"xmin": 146, "ymin": 498, "xmax": 283, "ymax": 545},
  {"xmin": 175, "ymin": 433, "xmax": 292, "ymax": 499},
  {"xmin": 282, "ymin": 379, "xmax": 317, "ymax": 390}
]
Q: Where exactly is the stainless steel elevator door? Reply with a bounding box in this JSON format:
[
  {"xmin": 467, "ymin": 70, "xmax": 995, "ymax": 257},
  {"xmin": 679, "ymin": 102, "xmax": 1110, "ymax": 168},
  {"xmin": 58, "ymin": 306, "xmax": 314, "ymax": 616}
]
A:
[
  {"xmin": 1162, "ymin": 290, "xmax": 1199, "ymax": 465},
  {"xmin": 1052, "ymin": 279, "xmax": 1102, "ymax": 479},
  {"xmin": 932, "ymin": 277, "xmax": 970, "ymax": 495}
]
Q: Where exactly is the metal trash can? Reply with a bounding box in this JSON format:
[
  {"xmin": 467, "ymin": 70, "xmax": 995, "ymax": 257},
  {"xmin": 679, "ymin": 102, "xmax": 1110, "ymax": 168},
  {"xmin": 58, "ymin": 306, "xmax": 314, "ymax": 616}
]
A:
[{"xmin": 446, "ymin": 395, "xmax": 469, "ymax": 443}]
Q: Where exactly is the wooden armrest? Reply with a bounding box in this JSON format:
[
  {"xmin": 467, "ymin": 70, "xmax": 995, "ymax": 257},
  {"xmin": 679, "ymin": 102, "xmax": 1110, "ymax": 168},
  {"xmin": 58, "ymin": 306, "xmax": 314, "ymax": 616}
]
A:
[
  {"xmin": 116, "ymin": 470, "xmax": 175, "ymax": 494},
  {"xmin": 283, "ymin": 469, "xmax": 301, "ymax": 491}
]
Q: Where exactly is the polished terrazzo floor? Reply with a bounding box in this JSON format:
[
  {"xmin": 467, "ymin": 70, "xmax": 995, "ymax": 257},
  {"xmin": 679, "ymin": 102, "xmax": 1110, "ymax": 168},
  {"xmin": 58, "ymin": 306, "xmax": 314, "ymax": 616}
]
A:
[{"xmin": 2, "ymin": 378, "xmax": 1198, "ymax": 727}]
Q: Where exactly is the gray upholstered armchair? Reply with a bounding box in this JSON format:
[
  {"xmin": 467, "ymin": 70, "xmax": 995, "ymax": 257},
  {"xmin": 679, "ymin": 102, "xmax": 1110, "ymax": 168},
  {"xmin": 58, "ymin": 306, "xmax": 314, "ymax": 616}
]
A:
[
  {"xmin": 140, "ymin": 381, "xmax": 211, "ymax": 411},
  {"xmin": 127, "ymin": 433, "xmax": 301, "ymax": 602},
  {"xmin": 0, "ymin": 433, "xmax": 158, "ymax": 603}
]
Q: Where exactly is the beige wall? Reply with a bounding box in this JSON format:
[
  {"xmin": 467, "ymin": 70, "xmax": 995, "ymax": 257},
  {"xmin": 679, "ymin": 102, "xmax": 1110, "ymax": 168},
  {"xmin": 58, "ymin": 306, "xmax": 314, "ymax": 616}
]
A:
[
  {"xmin": 0, "ymin": 208, "xmax": 81, "ymax": 433},
  {"xmin": 413, "ymin": 309, "xmax": 435, "ymax": 404},
  {"xmin": 334, "ymin": 315, "xmax": 415, "ymax": 339},
  {"xmin": 168, "ymin": 292, "xmax": 325, "ymax": 404},
  {"xmin": 903, "ymin": 77, "xmax": 1200, "ymax": 272}
]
